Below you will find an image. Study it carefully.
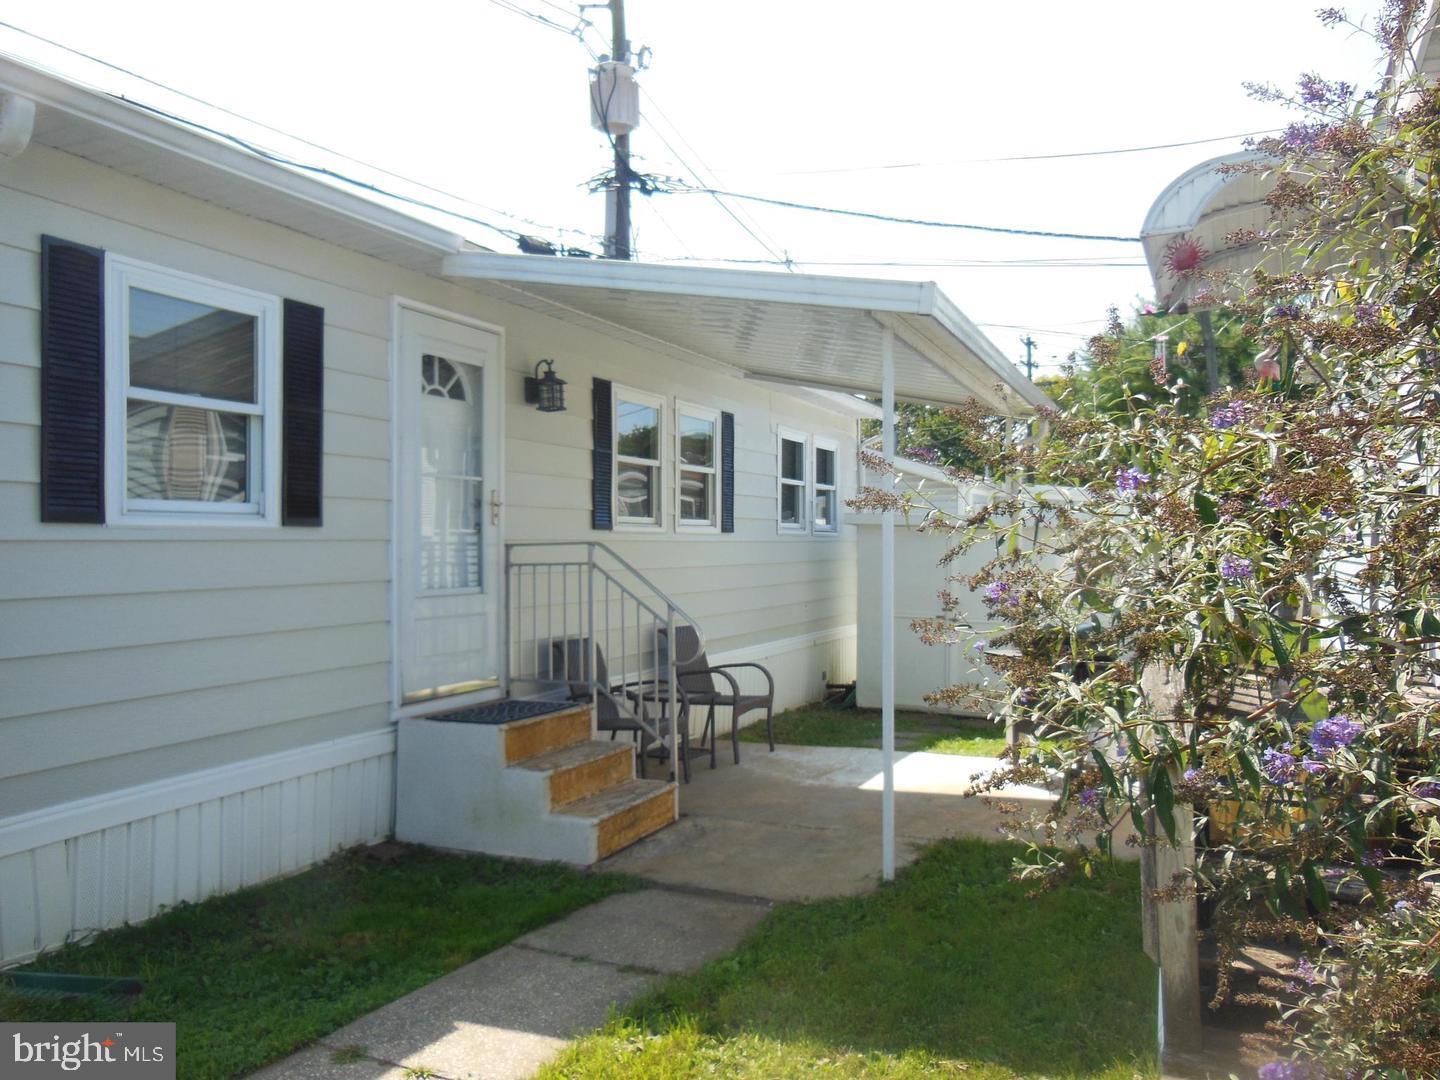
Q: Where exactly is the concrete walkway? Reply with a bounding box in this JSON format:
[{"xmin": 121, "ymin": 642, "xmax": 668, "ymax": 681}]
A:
[
  {"xmin": 251, "ymin": 888, "xmax": 771, "ymax": 1080},
  {"xmin": 254, "ymin": 744, "xmax": 1063, "ymax": 1079}
]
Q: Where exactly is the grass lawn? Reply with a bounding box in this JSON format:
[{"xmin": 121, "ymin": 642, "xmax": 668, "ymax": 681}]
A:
[
  {"xmin": 542, "ymin": 838, "xmax": 1155, "ymax": 1079},
  {"xmin": 0, "ymin": 845, "xmax": 634, "ymax": 1079},
  {"xmin": 740, "ymin": 705, "xmax": 1016, "ymax": 757}
]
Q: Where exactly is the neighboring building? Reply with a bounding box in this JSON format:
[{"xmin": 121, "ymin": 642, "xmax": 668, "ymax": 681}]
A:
[{"xmin": 0, "ymin": 55, "xmax": 1045, "ymax": 964}]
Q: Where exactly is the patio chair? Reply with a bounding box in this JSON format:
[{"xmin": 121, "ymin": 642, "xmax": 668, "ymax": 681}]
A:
[
  {"xmin": 659, "ymin": 625, "xmax": 774, "ymax": 766},
  {"xmin": 550, "ymin": 637, "xmax": 692, "ymax": 782}
]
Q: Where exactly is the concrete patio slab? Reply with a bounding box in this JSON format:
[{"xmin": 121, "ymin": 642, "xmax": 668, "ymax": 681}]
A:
[
  {"xmin": 608, "ymin": 743, "xmax": 1072, "ymax": 900},
  {"xmin": 517, "ymin": 888, "xmax": 770, "ymax": 974}
]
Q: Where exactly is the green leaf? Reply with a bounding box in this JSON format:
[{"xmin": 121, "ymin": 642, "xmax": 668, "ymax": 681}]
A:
[
  {"xmin": 1301, "ymin": 861, "xmax": 1331, "ymax": 914},
  {"xmin": 1267, "ymin": 623, "xmax": 1292, "ymax": 669},
  {"xmin": 1237, "ymin": 750, "xmax": 1263, "ymax": 796},
  {"xmin": 1194, "ymin": 490, "xmax": 1219, "ymax": 526},
  {"xmin": 1152, "ymin": 767, "xmax": 1177, "ymax": 845}
]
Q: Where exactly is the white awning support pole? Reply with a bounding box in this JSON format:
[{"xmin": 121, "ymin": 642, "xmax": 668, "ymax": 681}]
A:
[{"xmin": 880, "ymin": 325, "xmax": 897, "ymax": 882}]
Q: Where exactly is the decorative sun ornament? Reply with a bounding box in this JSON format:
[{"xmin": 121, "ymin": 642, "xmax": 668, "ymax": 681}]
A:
[{"xmin": 1163, "ymin": 234, "xmax": 1208, "ymax": 277}]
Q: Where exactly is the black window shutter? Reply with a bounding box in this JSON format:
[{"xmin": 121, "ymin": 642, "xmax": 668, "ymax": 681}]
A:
[
  {"xmin": 720, "ymin": 411, "xmax": 735, "ymax": 533},
  {"xmin": 592, "ymin": 378, "xmax": 613, "ymax": 530},
  {"xmin": 281, "ymin": 299, "xmax": 325, "ymax": 526},
  {"xmin": 40, "ymin": 236, "xmax": 107, "ymax": 524}
]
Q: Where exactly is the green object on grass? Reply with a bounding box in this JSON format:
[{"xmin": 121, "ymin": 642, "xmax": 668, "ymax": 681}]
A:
[
  {"xmin": 1, "ymin": 972, "xmax": 142, "ymax": 998},
  {"xmin": 0, "ymin": 845, "xmax": 635, "ymax": 1080}
]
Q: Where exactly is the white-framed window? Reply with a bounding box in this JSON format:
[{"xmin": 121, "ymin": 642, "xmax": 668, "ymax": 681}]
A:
[
  {"xmin": 777, "ymin": 427, "xmax": 808, "ymax": 533},
  {"xmin": 676, "ymin": 401, "xmax": 719, "ymax": 531},
  {"xmin": 813, "ymin": 437, "xmax": 839, "ymax": 534},
  {"xmin": 614, "ymin": 385, "xmax": 665, "ymax": 527},
  {"xmin": 105, "ymin": 257, "xmax": 281, "ymax": 524}
]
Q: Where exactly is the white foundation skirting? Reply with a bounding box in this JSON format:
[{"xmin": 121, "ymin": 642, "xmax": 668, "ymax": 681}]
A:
[{"xmin": 0, "ymin": 728, "xmax": 396, "ymax": 966}]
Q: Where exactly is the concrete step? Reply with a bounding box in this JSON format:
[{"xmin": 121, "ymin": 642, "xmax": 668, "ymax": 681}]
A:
[
  {"xmin": 502, "ymin": 704, "xmax": 592, "ymax": 765},
  {"xmin": 558, "ymin": 778, "xmax": 678, "ymax": 859},
  {"xmin": 512, "ymin": 740, "xmax": 637, "ymax": 809}
]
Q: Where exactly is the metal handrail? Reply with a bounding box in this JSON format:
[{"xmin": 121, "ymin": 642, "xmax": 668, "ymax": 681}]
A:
[
  {"xmin": 506, "ymin": 541, "xmax": 707, "ymax": 663},
  {"xmin": 504, "ymin": 540, "xmax": 705, "ymax": 783}
]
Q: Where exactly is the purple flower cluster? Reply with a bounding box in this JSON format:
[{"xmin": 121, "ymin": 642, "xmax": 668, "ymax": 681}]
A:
[
  {"xmin": 1415, "ymin": 781, "xmax": 1440, "ymax": 799},
  {"xmin": 1354, "ymin": 302, "xmax": 1380, "ymax": 325},
  {"xmin": 1271, "ymin": 303, "xmax": 1305, "ymax": 320},
  {"xmin": 1183, "ymin": 767, "xmax": 1203, "ymax": 783},
  {"xmin": 904, "ymin": 446, "xmax": 941, "ymax": 465},
  {"xmin": 1362, "ymin": 849, "xmax": 1387, "ymax": 868},
  {"xmin": 1209, "ymin": 401, "xmax": 1248, "ymax": 430},
  {"xmin": 1259, "ymin": 1059, "xmax": 1314, "ymax": 1080},
  {"xmin": 1262, "ymin": 492, "xmax": 1295, "ymax": 510},
  {"xmin": 1220, "ymin": 555, "xmax": 1254, "ymax": 582},
  {"xmin": 1262, "ymin": 744, "xmax": 1297, "ymax": 785},
  {"xmin": 1282, "ymin": 122, "xmax": 1325, "ymax": 152},
  {"xmin": 1077, "ymin": 786, "xmax": 1101, "ymax": 808},
  {"xmin": 1293, "ymin": 956, "xmax": 1322, "ymax": 985},
  {"xmin": 1310, "ymin": 715, "xmax": 1364, "ymax": 755},
  {"xmin": 982, "ymin": 580, "xmax": 1019, "ymax": 607},
  {"xmin": 1298, "ymin": 72, "xmax": 1355, "ymax": 109},
  {"xmin": 1114, "ymin": 466, "xmax": 1149, "ymax": 493}
]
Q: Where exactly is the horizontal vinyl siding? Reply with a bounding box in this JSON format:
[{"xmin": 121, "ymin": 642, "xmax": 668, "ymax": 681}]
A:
[
  {"xmin": 0, "ymin": 146, "xmax": 483, "ymax": 817},
  {"xmin": 499, "ymin": 320, "xmax": 861, "ymax": 657}
]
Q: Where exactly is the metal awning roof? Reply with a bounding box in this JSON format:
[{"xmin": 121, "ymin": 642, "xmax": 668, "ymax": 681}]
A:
[
  {"xmin": 442, "ymin": 253, "xmax": 1049, "ymax": 412},
  {"xmin": 1139, "ymin": 151, "xmax": 1289, "ymax": 309}
]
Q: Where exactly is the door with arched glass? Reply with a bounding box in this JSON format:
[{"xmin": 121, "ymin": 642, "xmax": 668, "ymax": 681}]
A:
[{"xmin": 396, "ymin": 307, "xmax": 503, "ymax": 706}]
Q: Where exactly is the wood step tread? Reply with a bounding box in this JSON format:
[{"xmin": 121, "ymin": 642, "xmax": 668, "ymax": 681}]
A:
[
  {"xmin": 503, "ymin": 705, "xmax": 592, "ymax": 764},
  {"xmin": 512, "ymin": 740, "xmax": 632, "ymax": 774},
  {"xmin": 556, "ymin": 778, "xmax": 674, "ymax": 820}
]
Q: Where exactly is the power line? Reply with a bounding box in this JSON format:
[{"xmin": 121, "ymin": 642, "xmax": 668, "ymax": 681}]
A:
[
  {"xmin": 660, "ymin": 185, "xmax": 1140, "ymax": 243},
  {"xmin": 485, "ymin": 0, "xmax": 600, "ymax": 57},
  {"xmin": 0, "ymin": 18, "xmax": 607, "ymax": 248},
  {"xmin": 637, "ymin": 88, "xmax": 796, "ymax": 269},
  {"xmin": 653, "ymin": 255, "xmax": 1146, "ymax": 269},
  {"xmin": 752, "ymin": 128, "xmax": 1282, "ymax": 176}
]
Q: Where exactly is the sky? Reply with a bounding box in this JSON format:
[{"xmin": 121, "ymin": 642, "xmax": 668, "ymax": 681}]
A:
[{"xmin": 0, "ymin": 1, "xmax": 1392, "ymax": 376}]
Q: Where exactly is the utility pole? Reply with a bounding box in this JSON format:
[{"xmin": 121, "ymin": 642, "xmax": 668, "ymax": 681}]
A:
[
  {"xmin": 608, "ymin": 0, "xmax": 631, "ymax": 260},
  {"xmin": 1020, "ymin": 335, "xmax": 1036, "ymax": 380}
]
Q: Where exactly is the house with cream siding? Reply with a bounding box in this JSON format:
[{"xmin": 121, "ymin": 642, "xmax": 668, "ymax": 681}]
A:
[{"xmin": 0, "ymin": 55, "xmax": 1045, "ymax": 965}]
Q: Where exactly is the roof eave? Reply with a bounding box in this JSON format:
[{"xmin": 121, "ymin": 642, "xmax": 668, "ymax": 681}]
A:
[{"xmin": 0, "ymin": 54, "xmax": 466, "ymax": 261}]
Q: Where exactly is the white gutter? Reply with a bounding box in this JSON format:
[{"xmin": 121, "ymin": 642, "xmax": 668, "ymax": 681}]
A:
[
  {"xmin": 442, "ymin": 251, "xmax": 1053, "ymax": 411},
  {"xmin": 0, "ymin": 53, "xmax": 466, "ymax": 260}
]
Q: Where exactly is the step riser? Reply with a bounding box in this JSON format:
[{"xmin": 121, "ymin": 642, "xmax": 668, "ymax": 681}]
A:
[
  {"xmin": 504, "ymin": 708, "xmax": 591, "ymax": 764},
  {"xmin": 596, "ymin": 786, "xmax": 678, "ymax": 860},
  {"xmin": 550, "ymin": 749, "xmax": 635, "ymax": 810}
]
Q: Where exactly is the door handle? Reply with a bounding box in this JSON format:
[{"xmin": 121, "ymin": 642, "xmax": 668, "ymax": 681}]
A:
[{"xmin": 490, "ymin": 489, "xmax": 502, "ymax": 525}]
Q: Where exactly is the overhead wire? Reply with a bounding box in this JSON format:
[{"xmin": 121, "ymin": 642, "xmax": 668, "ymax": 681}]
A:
[
  {"xmin": 0, "ymin": 17, "xmax": 608, "ymax": 249},
  {"xmin": 637, "ymin": 88, "xmax": 796, "ymax": 269},
  {"xmin": 750, "ymin": 128, "xmax": 1282, "ymax": 176},
  {"xmin": 660, "ymin": 184, "xmax": 1140, "ymax": 243}
]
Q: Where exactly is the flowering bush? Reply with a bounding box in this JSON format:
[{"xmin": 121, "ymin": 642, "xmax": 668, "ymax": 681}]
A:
[{"xmin": 870, "ymin": 5, "xmax": 1440, "ymax": 1074}]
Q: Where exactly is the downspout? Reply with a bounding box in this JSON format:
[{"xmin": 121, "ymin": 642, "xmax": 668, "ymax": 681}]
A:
[{"xmin": 880, "ymin": 325, "xmax": 896, "ymax": 882}]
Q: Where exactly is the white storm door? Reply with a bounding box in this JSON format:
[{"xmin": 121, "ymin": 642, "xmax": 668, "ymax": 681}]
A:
[{"xmin": 396, "ymin": 308, "xmax": 503, "ymax": 705}]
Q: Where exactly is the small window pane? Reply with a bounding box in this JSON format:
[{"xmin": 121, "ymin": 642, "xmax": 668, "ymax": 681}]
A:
[
  {"xmin": 679, "ymin": 413, "xmax": 715, "ymax": 467},
  {"xmin": 129, "ymin": 288, "xmax": 257, "ymax": 403},
  {"xmin": 126, "ymin": 401, "xmax": 249, "ymax": 502},
  {"xmin": 814, "ymin": 490, "xmax": 836, "ymax": 529},
  {"xmin": 617, "ymin": 399, "xmax": 659, "ymax": 460},
  {"xmin": 780, "ymin": 483, "xmax": 802, "ymax": 525},
  {"xmin": 680, "ymin": 469, "xmax": 713, "ymax": 523},
  {"xmin": 618, "ymin": 463, "xmax": 658, "ymax": 520},
  {"xmin": 781, "ymin": 437, "xmax": 805, "ymax": 481},
  {"xmin": 816, "ymin": 447, "xmax": 836, "ymax": 486}
]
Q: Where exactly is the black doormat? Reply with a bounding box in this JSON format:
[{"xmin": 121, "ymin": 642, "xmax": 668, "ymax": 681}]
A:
[{"xmin": 427, "ymin": 699, "xmax": 575, "ymax": 725}]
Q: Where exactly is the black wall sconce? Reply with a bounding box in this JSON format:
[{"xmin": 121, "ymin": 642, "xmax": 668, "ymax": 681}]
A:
[{"xmin": 523, "ymin": 358, "xmax": 567, "ymax": 413}]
